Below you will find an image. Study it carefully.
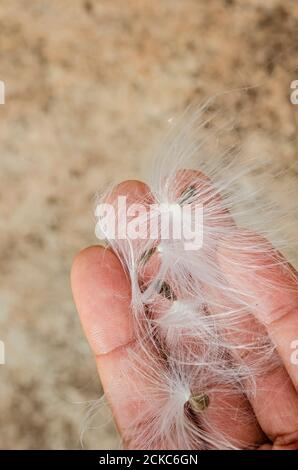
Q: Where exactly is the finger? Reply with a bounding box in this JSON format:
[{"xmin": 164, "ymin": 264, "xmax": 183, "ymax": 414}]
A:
[
  {"xmin": 102, "ymin": 179, "xmax": 156, "ymax": 285},
  {"xmin": 105, "ymin": 179, "xmax": 153, "ymax": 256},
  {"xmin": 208, "ymin": 289, "xmax": 298, "ymax": 441},
  {"xmin": 105, "ymin": 179, "xmax": 152, "ymax": 206},
  {"xmin": 71, "ymin": 245, "xmax": 156, "ymax": 441},
  {"xmin": 248, "ymin": 366, "xmax": 298, "ymax": 443},
  {"xmin": 203, "ymin": 387, "xmax": 265, "ymax": 449},
  {"xmin": 72, "ymin": 180, "xmax": 157, "ymax": 440},
  {"xmin": 71, "ymin": 245, "xmax": 133, "ymax": 356},
  {"xmin": 217, "ymin": 230, "xmax": 298, "ymax": 440},
  {"xmin": 218, "ymin": 230, "xmax": 298, "ymax": 388}
]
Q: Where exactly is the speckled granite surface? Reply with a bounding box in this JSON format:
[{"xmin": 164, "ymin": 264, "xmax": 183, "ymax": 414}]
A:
[{"xmin": 0, "ymin": 0, "xmax": 297, "ymax": 449}]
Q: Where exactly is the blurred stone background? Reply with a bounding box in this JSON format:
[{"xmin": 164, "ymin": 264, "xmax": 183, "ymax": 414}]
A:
[{"xmin": 0, "ymin": 0, "xmax": 297, "ymax": 449}]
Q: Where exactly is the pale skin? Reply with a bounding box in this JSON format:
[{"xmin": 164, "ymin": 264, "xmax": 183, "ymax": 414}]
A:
[{"xmin": 71, "ymin": 179, "xmax": 298, "ymax": 450}]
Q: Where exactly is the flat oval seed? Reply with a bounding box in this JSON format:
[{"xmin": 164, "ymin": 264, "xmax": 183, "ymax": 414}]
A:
[
  {"xmin": 159, "ymin": 281, "xmax": 177, "ymax": 300},
  {"xmin": 140, "ymin": 246, "xmax": 156, "ymax": 265},
  {"xmin": 188, "ymin": 394, "xmax": 210, "ymax": 412}
]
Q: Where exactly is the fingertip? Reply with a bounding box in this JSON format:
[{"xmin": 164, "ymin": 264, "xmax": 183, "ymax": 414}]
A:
[
  {"xmin": 71, "ymin": 245, "xmax": 101, "ymax": 281},
  {"xmin": 106, "ymin": 179, "xmax": 152, "ymax": 205}
]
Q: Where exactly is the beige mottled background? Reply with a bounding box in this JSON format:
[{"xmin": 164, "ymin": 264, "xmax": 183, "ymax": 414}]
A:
[{"xmin": 0, "ymin": 0, "xmax": 297, "ymax": 449}]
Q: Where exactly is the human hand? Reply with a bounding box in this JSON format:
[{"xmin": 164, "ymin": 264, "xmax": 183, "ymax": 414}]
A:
[{"xmin": 71, "ymin": 179, "xmax": 298, "ymax": 450}]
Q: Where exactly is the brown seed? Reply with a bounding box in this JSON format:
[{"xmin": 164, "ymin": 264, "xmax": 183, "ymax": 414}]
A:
[
  {"xmin": 140, "ymin": 246, "xmax": 156, "ymax": 265},
  {"xmin": 159, "ymin": 282, "xmax": 177, "ymax": 300},
  {"xmin": 188, "ymin": 394, "xmax": 210, "ymax": 412}
]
